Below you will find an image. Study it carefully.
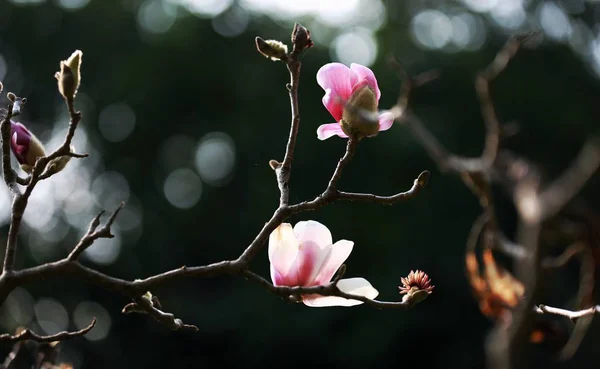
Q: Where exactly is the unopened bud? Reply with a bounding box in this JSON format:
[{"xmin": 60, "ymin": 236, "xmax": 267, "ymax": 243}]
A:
[
  {"xmin": 46, "ymin": 146, "xmax": 74, "ymax": 176},
  {"xmin": 269, "ymin": 159, "xmax": 282, "ymax": 170},
  {"xmin": 340, "ymin": 83, "xmax": 380, "ymax": 138},
  {"xmin": 55, "ymin": 50, "xmax": 82, "ymax": 100},
  {"xmin": 10, "ymin": 121, "xmax": 46, "ymax": 173},
  {"xmin": 255, "ymin": 37, "xmax": 288, "ymax": 61},
  {"xmin": 291, "ymin": 22, "xmax": 313, "ymax": 50},
  {"xmin": 142, "ymin": 291, "xmax": 154, "ymax": 303}
]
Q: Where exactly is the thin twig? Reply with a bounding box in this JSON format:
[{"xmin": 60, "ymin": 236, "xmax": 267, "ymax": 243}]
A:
[
  {"xmin": 275, "ymin": 23, "xmax": 312, "ymax": 207},
  {"xmin": 122, "ymin": 296, "xmax": 198, "ymax": 332},
  {"xmin": 534, "ymin": 305, "xmax": 600, "ymax": 320},
  {"xmin": 0, "ymin": 318, "xmax": 95, "ymax": 343},
  {"xmin": 0, "ymin": 104, "xmax": 19, "ymax": 195},
  {"xmin": 558, "ymin": 242, "xmax": 595, "ymax": 359},
  {"xmin": 337, "ymin": 170, "xmax": 429, "ymax": 204},
  {"xmin": 68, "ymin": 203, "xmax": 124, "ymax": 261}
]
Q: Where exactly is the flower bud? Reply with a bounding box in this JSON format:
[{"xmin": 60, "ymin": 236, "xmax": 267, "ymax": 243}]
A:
[
  {"xmin": 340, "ymin": 84, "xmax": 380, "ymax": 138},
  {"xmin": 46, "ymin": 146, "xmax": 75, "ymax": 176},
  {"xmin": 255, "ymin": 37, "xmax": 288, "ymax": 61},
  {"xmin": 10, "ymin": 121, "xmax": 46, "ymax": 173},
  {"xmin": 55, "ymin": 50, "xmax": 82, "ymax": 100},
  {"xmin": 291, "ymin": 22, "xmax": 313, "ymax": 50}
]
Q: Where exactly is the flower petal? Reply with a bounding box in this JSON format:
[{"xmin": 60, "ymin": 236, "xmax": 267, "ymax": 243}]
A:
[
  {"xmin": 350, "ymin": 63, "xmax": 381, "ymax": 101},
  {"xmin": 317, "ymin": 63, "xmax": 356, "ymax": 121},
  {"xmin": 293, "ymin": 242, "xmax": 331, "ymax": 285},
  {"xmin": 270, "ymin": 263, "xmax": 288, "ymax": 286},
  {"xmin": 313, "ymin": 240, "xmax": 354, "ymax": 285},
  {"xmin": 268, "ymin": 223, "xmax": 299, "ymax": 283},
  {"xmin": 377, "ymin": 111, "xmax": 395, "ymax": 132},
  {"xmin": 294, "ymin": 220, "xmax": 333, "ymax": 249},
  {"xmin": 337, "ymin": 277, "xmax": 379, "ymax": 299},
  {"xmin": 317, "ymin": 123, "xmax": 348, "ymax": 140},
  {"xmin": 302, "ymin": 277, "xmax": 379, "ymax": 307}
]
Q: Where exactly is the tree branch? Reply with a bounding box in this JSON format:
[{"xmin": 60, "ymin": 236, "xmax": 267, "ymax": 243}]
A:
[
  {"xmin": 68, "ymin": 202, "xmax": 124, "ymax": 261},
  {"xmin": 534, "ymin": 305, "xmax": 600, "ymax": 320},
  {"xmin": 0, "ymin": 318, "xmax": 95, "ymax": 343}
]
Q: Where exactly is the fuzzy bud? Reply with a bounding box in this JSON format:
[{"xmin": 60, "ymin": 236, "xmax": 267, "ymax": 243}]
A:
[
  {"xmin": 45, "ymin": 145, "xmax": 75, "ymax": 176},
  {"xmin": 340, "ymin": 84, "xmax": 380, "ymax": 139},
  {"xmin": 255, "ymin": 37, "xmax": 288, "ymax": 61},
  {"xmin": 10, "ymin": 121, "xmax": 46, "ymax": 173},
  {"xmin": 55, "ymin": 50, "xmax": 82, "ymax": 100}
]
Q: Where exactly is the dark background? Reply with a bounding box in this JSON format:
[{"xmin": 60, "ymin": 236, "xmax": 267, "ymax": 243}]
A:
[{"xmin": 0, "ymin": 0, "xmax": 599, "ymax": 368}]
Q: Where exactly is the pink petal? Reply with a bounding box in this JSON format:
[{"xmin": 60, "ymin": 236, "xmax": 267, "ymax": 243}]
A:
[
  {"xmin": 302, "ymin": 278, "xmax": 379, "ymax": 307},
  {"xmin": 350, "ymin": 63, "xmax": 381, "ymax": 102},
  {"xmin": 270, "ymin": 263, "xmax": 288, "ymax": 286},
  {"xmin": 317, "ymin": 123, "xmax": 348, "ymax": 140},
  {"xmin": 293, "ymin": 242, "xmax": 331, "ymax": 286},
  {"xmin": 313, "ymin": 240, "xmax": 354, "ymax": 285},
  {"xmin": 268, "ymin": 223, "xmax": 299, "ymax": 282},
  {"xmin": 377, "ymin": 111, "xmax": 395, "ymax": 132},
  {"xmin": 293, "ymin": 220, "xmax": 333, "ymax": 249},
  {"xmin": 317, "ymin": 63, "xmax": 357, "ymax": 121}
]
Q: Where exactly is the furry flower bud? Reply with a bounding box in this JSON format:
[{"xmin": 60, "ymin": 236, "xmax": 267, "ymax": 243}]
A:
[
  {"xmin": 55, "ymin": 50, "xmax": 82, "ymax": 100},
  {"xmin": 255, "ymin": 37, "xmax": 288, "ymax": 61}
]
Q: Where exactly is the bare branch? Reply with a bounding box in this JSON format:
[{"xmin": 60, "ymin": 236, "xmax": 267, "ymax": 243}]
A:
[
  {"xmin": 337, "ymin": 170, "xmax": 429, "ymax": 205},
  {"xmin": 0, "ymin": 103, "xmax": 20, "ymax": 196},
  {"xmin": 274, "ymin": 23, "xmax": 313, "ymax": 207},
  {"xmin": 122, "ymin": 296, "xmax": 198, "ymax": 332},
  {"xmin": 0, "ymin": 318, "xmax": 96, "ymax": 343},
  {"xmin": 559, "ymin": 242, "xmax": 596, "ymax": 359},
  {"xmin": 534, "ymin": 305, "xmax": 600, "ymax": 320},
  {"xmin": 68, "ymin": 203, "xmax": 123, "ymax": 261},
  {"xmin": 537, "ymin": 138, "xmax": 600, "ymax": 221}
]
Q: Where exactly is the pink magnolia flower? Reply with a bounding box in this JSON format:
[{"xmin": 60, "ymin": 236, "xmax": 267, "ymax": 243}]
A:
[
  {"xmin": 269, "ymin": 220, "xmax": 379, "ymax": 307},
  {"xmin": 10, "ymin": 121, "xmax": 46, "ymax": 172},
  {"xmin": 316, "ymin": 62, "xmax": 395, "ymax": 140}
]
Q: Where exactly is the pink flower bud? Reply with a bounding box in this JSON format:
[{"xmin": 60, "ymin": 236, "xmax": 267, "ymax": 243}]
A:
[{"xmin": 10, "ymin": 121, "xmax": 46, "ymax": 173}]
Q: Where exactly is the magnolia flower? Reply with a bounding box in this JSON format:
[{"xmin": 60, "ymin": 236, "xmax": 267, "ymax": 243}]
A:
[
  {"xmin": 269, "ymin": 220, "xmax": 379, "ymax": 307},
  {"xmin": 316, "ymin": 63, "xmax": 394, "ymax": 140},
  {"xmin": 10, "ymin": 121, "xmax": 46, "ymax": 173}
]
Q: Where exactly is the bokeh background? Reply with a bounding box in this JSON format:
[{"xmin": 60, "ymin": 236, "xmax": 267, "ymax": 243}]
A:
[{"xmin": 0, "ymin": 0, "xmax": 599, "ymax": 368}]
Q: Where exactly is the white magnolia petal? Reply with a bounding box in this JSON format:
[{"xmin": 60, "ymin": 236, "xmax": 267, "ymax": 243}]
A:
[
  {"xmin": 302, "ymin": 277, "xmax": 379, "ymax": 307},
  {"xmin": 293, "ymin": 220, "xmax": 333, "ymax": 249},
  {"xmin": 302, "ymin": 295, "xmax": 364, "ymax": 307},
  {"xmin": 337, "ymin": 277, "xmax": 379, "ymax": 300},
  {"xmin": 313, "ymin": 240, "xmax": 354, "ymax": 285},
  {"xmin": 268, "ymin": 223, "xmax": 299, "ymax": 279}
]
